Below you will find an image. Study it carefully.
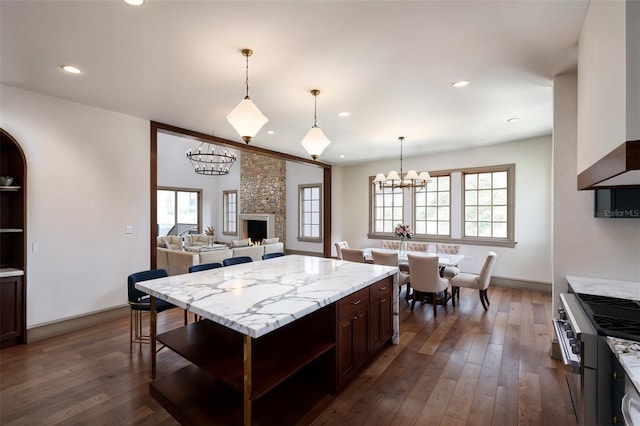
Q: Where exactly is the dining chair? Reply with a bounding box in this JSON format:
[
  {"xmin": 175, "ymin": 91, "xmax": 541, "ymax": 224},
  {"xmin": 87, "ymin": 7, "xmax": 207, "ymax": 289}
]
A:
[
  {"xmin": 128, "ymin": 269, "xmax": 182, "ymax": 352},
  {"xmin": 262, "ymin": 252, "xmax": 285, "ymax": 260},
  {"xmin": 450, "ymin": 251, "xmax": 497, "ymax": 310},
  {"xmin": 406, "ymin": 242, "xmax": 429, "ymax": 252},
  {"xmin": 437, "ymin": 244, "xmax": 461, "ymax": 284},
  {"xmin": 334, "ymin": 241, "xmax": 349, "ymax": 259},
  {"xmin": 188, "ymin": 262, "xmax": 222, "ymax": 273},
  {"xmin": 340, "ymin": 248, "xmax": 365, "ymax": 263},
  {"xmin": 371, "ymin": 250, "xmax": 411, "ymax": 301},
  {"xmin": 223, "ymin": 256, "xmax": 253, "ymax": 266},
  {"xmin": 407, "ymin": 254, "xmax": 449, "ymax": 316},
  {"xmin": 381, "ymin": 240, "xmax": 400, "ymax": 250}
]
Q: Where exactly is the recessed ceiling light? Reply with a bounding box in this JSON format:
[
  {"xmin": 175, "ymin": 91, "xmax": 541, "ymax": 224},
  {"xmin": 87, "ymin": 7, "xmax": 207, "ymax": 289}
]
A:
[
  {"xmin": 451, "ymin": 80, "xmax": 469, "ymax": 88},
  {"xmin": 337, "ymin": 112, "xmax": 350, "ymax": 118},
  {"xmin": 267, "ymin": 130, "xmax": 275, "ymax": 135},
  {"xmin": 61, "ymin": 65, "xmax": 82, "ymax": 74},
  {"xmin": 124, "ymin": 0, "xmax": 145, "ymax": 5},
  {"xmin": 340, "ymin": 155, "xmax": 345, "ymax": 158},
  {"xmin": 507, "ymin": 117, "xmax": 520, "ymax": 123}
]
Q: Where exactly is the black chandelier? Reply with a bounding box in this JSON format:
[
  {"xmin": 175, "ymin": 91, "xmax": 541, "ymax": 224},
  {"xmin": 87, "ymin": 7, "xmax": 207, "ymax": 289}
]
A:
[{"xmin": 186, "ymin": 143, "xmax": 237, "ymax": 176}]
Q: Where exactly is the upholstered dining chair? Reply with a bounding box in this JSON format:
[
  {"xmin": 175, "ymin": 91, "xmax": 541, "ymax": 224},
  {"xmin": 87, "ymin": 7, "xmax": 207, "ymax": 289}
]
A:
[
  {"xmin": 223, "ymin": 256, "xmax": 253, "ymax": 267},
  {"xmin": 437, "ymin": 244, "xmax": 461, "ymax": 283},
  {"xmin": 407, "ymin": 254, "xmax": 449, "ymax": 316},
  {"xmin": 381, "ymin": 240, "xmax": 401, "ymax": 250},
  {"xmin": 406, "ymin": 242, "xmax": 429, "ymax": 252},
  {"xmin": 262, "ymin": 252, "xmax": 285, "ymax": 260},
  {"xmin": 188, "ymin": 262, "xmax": 222, "ymax": 273},
  {"xmin": 128, "ymin": 269, "xmax": 182, "ymax": 352},
  {"xmin": 340, "ymin": 248, "xmax": 365, "ymax": 263},
  {"xmin": 450, "ymin": 251, "xmax": 497, "ymax": 310},
  {"xmin": 334, "ymin": 241, "xmax": 349, "ymax": 259},
  {"xmin": 371, "ymin": 250, "xmax": 411, "ymax": 301}
]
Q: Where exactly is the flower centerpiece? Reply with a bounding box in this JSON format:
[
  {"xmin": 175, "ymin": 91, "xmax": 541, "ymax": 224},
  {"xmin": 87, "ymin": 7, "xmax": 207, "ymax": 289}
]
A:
[
  {"xmin": 204, "ymin": 226, "xmax": 215, "ymax": 245},
  {"xmin": 394, "ymin": 223, "xmax": 413, "ymax": 256}
]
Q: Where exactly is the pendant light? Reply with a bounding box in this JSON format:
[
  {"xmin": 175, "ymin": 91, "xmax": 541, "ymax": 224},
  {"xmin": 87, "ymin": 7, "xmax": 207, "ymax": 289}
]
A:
[
  {"xmin": 373, "ymin": 137, "xmax": 432, "ymax": 189},
  {"xmin": 226, "ymin": 48, "xmax": 268, "ymax": 144},
  {"xmin": 301, "ymin": 89, "xmax": 331, "ymax": 160}
]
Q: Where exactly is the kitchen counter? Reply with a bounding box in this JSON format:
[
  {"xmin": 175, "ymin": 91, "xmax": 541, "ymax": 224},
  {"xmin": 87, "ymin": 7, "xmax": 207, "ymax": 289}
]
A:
[
  {"xmin": 566, "ymin": 275, "xmax": 640, "ymax": 301},
  {"xmin": 136, "ymin": 254, "xmax": 399, "ymax": 339},
  {"xmin": 607, "ymin": 337, "xmax": 640, "ymax": 392}
]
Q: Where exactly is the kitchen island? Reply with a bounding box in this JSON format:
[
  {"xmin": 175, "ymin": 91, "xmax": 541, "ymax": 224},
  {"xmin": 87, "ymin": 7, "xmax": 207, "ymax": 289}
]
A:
[{"xmin": 135, "ymin": 255, "xmax": 399, "ymax": 425}]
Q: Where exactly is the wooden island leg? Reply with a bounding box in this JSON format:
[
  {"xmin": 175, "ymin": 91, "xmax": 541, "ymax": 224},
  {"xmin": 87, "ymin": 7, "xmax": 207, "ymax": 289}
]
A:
[
  {"xmin": 243, "ymin": 335, "xmax": 252, "ymax": 426},
  {"xmin": 150, "ymin": 296, "xmax": 157, "ymax": 379}
]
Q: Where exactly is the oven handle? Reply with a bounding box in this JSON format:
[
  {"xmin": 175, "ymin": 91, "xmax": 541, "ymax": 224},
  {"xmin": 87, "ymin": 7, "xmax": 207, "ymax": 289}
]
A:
[{"xmin": 552, "ymin": 318, "xmax": 581, "ymax": 374}]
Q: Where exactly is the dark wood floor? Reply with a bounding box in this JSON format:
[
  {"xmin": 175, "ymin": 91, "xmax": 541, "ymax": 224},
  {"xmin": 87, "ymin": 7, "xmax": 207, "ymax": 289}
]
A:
[{"xmin": 0, "ymin": 286, "xmax": 577, "ymax": 425}]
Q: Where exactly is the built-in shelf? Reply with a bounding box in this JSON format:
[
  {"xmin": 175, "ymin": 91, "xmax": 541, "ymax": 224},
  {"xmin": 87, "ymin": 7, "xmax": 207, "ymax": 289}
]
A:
[
  {"xmin": 0, "ymin": 186, "xmax": 20, "ymax": 192},
  {"xmin": 0, "ymin": 229, "xmax": 23, "ymax": 233}
]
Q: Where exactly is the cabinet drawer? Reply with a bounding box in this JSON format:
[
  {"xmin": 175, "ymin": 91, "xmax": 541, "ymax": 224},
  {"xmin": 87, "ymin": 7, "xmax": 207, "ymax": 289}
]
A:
[
  {"xmin": 338, "ymin": 288, "xmax": 369, "ymax": 320},
  {"xmin": 370, "ymin": 277, "xmax": 392, "ymax": 297}
]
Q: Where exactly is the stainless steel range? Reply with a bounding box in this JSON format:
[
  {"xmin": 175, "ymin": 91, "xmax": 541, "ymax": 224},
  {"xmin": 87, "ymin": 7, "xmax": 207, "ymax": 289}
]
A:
[{"xmin": 554, "ymin": 290, "xmax": 639, "ymax": 425}]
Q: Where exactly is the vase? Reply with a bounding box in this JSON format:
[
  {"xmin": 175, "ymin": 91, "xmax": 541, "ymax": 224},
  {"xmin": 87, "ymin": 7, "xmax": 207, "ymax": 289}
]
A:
[
  {"xmin": 207, "ymin": 235, "xmax": 214, "ymax": 246},
  {"xmin": 399, "ymin": 239, "xmax": 407, "ymax": 259}
]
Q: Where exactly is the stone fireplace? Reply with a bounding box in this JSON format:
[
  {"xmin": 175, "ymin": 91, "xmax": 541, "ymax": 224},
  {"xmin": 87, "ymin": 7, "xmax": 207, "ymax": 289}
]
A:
[{"xmin": 239, "ymin": 213, "xmax": 275, "ymax": 243}]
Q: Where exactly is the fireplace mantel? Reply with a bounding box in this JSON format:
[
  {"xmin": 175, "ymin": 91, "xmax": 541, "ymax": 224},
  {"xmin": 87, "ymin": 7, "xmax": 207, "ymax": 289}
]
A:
[{"xmin": 240, "ymin": 214, "xmax": 275, "ymax": 240}]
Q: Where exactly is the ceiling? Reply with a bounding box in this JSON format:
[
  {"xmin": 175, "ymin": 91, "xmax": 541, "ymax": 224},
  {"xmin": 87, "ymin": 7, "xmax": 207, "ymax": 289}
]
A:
[{"xmin": 0, "ymin": 0, "xmax": 589, "ymax": 165}]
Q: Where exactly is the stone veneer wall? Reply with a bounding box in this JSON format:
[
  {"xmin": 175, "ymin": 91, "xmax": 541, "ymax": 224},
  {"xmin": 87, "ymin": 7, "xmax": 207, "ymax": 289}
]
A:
[{"xmin": 240, "ymin": 151, "xmax": 286, "ymax": 245}]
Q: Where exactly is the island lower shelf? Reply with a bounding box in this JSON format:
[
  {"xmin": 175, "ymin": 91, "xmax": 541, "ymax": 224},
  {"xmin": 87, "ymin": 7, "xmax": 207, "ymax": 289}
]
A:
[
  {"xmin": 150, "ymin": 274, "xmax": 395, "ymax": 425},
  {"xmin": 155, "ymin": 303, "xmax": 337, "ymax": 400}
]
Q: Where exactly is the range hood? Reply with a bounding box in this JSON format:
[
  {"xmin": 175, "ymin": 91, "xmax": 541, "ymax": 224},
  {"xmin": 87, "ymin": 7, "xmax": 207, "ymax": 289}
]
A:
[{"xmin": 577, "ymin": 140, "xmax": 640, "ymax": 189}]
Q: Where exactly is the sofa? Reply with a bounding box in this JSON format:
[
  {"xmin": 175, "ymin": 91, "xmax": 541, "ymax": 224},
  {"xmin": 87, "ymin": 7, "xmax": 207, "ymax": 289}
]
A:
[
  {"xmin": 157, "ymin": 235, "xmax": 183, "ymax": 250},
  {"xmin": 157, "ymin": 241, "xmax": 285, "ymax": 275}
]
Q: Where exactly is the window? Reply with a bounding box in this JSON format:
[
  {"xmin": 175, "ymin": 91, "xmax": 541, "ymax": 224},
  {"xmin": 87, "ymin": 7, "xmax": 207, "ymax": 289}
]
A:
[
  {"xmin": 223, "ymin": 190, "xmax": 238, "ymax": 235},
  {"xmin": 415, "ymin": 175, "xmax": 450, "ymax": 236},
  {"xmin": 157, "ymin": 187, "xmax": 201, "ymax": 236},
  {"xmin": 370, "ymin": 178, "xmax": 404, "ymax": 236},
  {"xmin": 463, "ymin": 166, "xmax": 513, "ymax": 241},
  {"xmin": 299, "ymin": 184, "xmax": 322, "ymax": 241}
]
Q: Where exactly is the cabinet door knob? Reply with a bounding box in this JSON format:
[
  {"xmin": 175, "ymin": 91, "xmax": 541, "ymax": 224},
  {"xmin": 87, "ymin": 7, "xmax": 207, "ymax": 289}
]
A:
[
  {"xmin": 380, "ymin": 298, "xmax": 387, "ymax": 303},
  {"xmin": 379, "ymin": 287, "xmax": 387, "ymax": 291},
  {"xmin": 613, "ymin": 372, "xmax": 621, "ymax": 380},
  {"xmin": 352, "ymin": 299, "xmax": 362, "ymax": 305}
]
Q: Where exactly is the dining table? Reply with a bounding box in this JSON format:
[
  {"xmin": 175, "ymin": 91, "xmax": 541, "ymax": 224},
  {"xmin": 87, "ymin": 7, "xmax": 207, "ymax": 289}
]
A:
[{"xmin": 363, "ymin": 247, "xmax": 464, "ymax": 268}]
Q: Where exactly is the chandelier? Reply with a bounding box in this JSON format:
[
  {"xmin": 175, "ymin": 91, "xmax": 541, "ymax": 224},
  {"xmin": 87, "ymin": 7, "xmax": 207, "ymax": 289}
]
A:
[
  {"xmin": 373, "ymin": 137, "xmax": 431, "ymax": 189},
  {"xmin": 186, "ymin": 143, "xmax": 237, "ymax": 176},
  {"xmin": 301, "ymin": 89, "xmax": 331, "ymax": 160},
  {"xmin": 226, "ymin": 48, "xmax": 268, "ymax": 144}
]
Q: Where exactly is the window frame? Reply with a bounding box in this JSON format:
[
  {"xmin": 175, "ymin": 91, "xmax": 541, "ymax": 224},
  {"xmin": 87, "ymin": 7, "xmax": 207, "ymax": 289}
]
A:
[
  {"xmin": 368, "ymin": 176, "xmax": 405, "ymax": 238},
  {"xmin": 298, "ymin": 183, "xmax": 323, "ymax": 243},
  {"xmin": 461, "ymin": 164, "xmax": 515, "ymax": 244},
  {"xmin": 157, "ymin": 186, "xmax": 202, "ymax": 236},
  {"xmin": 413, "ymin": 174, "xmax": 451, "ymax": 238},
  {"xmin": 222, "ymin": 190, "xmax": 238, "ymax": 236}
]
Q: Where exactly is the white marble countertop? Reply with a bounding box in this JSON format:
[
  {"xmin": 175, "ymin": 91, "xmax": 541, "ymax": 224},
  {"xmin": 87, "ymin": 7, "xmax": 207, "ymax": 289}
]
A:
[
  {"xmin": 136, "ymin": 255, "xmax": 398, "ymax": 339},
  {"xmin": 566, "ymin": 275, "xmax": 640, "ymax": 301},
  {"xmin": 0, "ymin": 268, "xmax": 24, "ymax": 278},
  {"xmin": 607, "ymin": 336, "xmax": 640, "ymax": 392}
]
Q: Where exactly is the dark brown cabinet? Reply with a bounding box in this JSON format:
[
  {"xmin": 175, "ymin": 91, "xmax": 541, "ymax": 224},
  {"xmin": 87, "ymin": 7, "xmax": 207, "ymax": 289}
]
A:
[
  {"xmin": 1, "ymin": 276, "xmax": 24, "ymax": 345},
  {"xmin": 1, "ymin": 129, "xmax": 27, "ymax": 349},
  {"xmin": 336, "ymin": 276, "xmax": 394, "ymax": 389}
]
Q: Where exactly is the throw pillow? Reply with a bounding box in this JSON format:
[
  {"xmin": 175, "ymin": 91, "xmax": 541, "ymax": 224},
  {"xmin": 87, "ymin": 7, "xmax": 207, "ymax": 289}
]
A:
[
  {"xmin": 262, "ymin": 237, "xmax": 279, "ymax": 245},
  {"xmin": 231, "ymin": 238, "xmax": 251, "ymax": 247}
]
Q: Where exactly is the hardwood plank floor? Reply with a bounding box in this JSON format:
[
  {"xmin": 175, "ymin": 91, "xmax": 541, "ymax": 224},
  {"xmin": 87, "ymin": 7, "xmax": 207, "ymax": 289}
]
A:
[{"xmin": 0, "ymin": 286, "xmax": 577, "ymax": 425}]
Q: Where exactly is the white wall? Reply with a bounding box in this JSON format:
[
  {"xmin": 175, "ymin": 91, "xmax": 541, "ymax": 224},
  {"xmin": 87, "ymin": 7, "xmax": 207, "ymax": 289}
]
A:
[
  {"xmin": 0, "ymin": 84, "xmax": 150, "ymax": 327},
  {"xmin": 332, "ymin": 136, "xmax": 553, "ymax": 283},
  {"xmin": 285, "ymin": 161, "xmax": 324, "ymax": 253}
]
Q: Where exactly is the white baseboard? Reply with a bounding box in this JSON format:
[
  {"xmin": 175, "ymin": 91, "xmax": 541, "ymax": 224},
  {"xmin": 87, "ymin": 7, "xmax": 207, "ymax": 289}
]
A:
[{"xmin": 27, "ymin": 305, "xmax": 129, "ymax": 343}]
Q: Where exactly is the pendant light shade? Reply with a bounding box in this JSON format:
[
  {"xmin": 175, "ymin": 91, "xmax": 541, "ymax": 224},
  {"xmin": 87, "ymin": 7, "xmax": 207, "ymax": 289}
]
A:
[
  {"xmin": 226, "ymin": 49, "xmax": 268, "ymax": 144},
  {"xmin": 301, "ymin": 89, "xmax": 331, "ymax": 160}
]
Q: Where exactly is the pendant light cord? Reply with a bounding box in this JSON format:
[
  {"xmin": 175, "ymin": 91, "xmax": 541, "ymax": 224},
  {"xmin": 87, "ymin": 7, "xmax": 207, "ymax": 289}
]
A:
[
  {"xmin": 399, "ymin": 136, "xmax": 404, "ymax": 176},
  {"xmin": 244, "ymin": 53, "xmax": 250, "ymax": 100}
]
